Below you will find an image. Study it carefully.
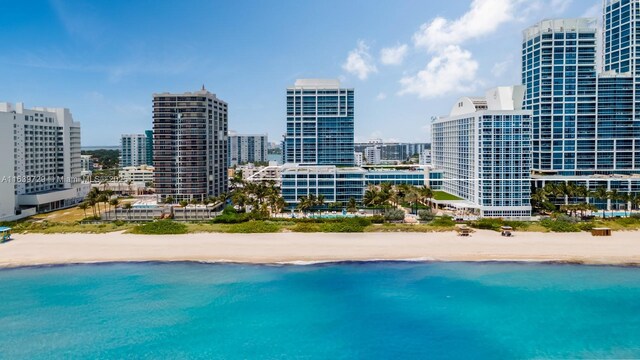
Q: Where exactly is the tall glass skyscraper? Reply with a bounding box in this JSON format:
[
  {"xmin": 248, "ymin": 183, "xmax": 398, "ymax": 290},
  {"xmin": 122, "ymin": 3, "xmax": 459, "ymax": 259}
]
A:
[
  {"xmin": 284, "ymin": 79, "xmax": 354, "ymax": 166},
  {"xmin": 523, "ymin": 2, "xmax": 640, "ymax": 210},
  {"xmin": 522, "ymin": 19, "xmax": 598, "ymax": 175}
]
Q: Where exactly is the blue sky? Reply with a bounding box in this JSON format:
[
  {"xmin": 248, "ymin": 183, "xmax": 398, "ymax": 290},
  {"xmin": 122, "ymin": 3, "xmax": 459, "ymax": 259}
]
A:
[{"xmin": 0, "ymin": 0, "xmax": 600, "ymax": 146}]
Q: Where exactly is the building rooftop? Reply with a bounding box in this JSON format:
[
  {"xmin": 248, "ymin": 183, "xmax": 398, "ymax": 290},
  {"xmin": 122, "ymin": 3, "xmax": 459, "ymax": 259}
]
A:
[
  {"xmin": 292, "ymin": 79, "xmax": 341, "ymax": 89},
  {"xmin": 442, "ymin": 86, "xmax": 527, "ymax": 118},
  {"xmin": 523, "ymin": 18, "xmax": 596, "ymax": 40}
]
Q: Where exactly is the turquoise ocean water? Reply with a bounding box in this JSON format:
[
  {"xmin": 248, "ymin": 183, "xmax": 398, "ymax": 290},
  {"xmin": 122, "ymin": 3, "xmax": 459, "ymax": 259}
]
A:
[{"xmin": 1, "ymin": 261, "xmax": 640, "ymax": 359}]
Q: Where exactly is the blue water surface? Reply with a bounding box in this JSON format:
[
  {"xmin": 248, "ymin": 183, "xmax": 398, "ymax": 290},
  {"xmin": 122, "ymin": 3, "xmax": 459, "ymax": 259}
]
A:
[{"xmin": 1, "ymin": 261, "xmax": 639, "ymax": 359}]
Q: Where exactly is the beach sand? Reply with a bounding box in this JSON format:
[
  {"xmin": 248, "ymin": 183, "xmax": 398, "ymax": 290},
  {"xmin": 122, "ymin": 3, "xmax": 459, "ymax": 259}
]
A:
[{"xmin": 1, "ymin": 230, "xmax": 639, "ymax": 267}]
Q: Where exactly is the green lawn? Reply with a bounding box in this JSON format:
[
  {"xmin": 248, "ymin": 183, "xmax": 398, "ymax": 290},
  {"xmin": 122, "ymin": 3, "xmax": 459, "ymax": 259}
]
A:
[{"xmin": 432, "ymin": 190, "xmax": 463, "ymax": 201}]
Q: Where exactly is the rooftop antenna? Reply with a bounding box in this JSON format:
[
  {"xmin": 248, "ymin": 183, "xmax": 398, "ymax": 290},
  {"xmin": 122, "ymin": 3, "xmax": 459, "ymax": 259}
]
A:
[{"xmin": 201, "ymin": 84, "xmax": 206, "ymax": 91}]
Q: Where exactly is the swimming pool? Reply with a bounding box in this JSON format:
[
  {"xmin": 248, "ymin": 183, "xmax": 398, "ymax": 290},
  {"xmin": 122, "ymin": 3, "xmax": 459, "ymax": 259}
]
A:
[{"xmin": 593, "ymin": 211, "xmax": 638, "ymax": 218}]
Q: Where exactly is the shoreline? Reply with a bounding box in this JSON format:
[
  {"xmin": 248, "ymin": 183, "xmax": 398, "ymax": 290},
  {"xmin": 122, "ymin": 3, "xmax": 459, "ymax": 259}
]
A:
[{"xmin": 1, "ymin": 230, "xmax": 640, "ymax": 268}]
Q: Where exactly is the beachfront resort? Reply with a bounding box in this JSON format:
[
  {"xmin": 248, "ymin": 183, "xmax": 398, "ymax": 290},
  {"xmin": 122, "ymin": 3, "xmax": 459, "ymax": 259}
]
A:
[{"xmin": 2, "ymin": 0, "xmax": 640, "ymax": 358}]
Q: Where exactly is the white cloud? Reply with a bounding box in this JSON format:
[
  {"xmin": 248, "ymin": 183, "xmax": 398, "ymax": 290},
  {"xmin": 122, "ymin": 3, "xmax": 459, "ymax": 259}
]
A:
[
  {"xmin": 380, "ymin": 44, "xmax": 408, "ymax": 65},
  {"xmin": 550, "ymin": 0, "xmax": 573, "ymax": 14},
  {"xmin": 376, "ymin": 92, "xmax": 387, "ymax": 100},
  {"xmin": 399, "ymin": 45, "xmax": 479, "ymax": 99},
  {"xmin": 342, "ymin": 40, "xmax": 378, "ymax": 80},
  {"xmin": 581, "ymin": 1, "xmax": 601, "ymax": 18},
  {"xmin": 413, "ymin": 0, "xmax": 516, "ymax": 51},
  {"xmin": 491, "ymin": 59, "xmax": 511, "ymax": 77}
]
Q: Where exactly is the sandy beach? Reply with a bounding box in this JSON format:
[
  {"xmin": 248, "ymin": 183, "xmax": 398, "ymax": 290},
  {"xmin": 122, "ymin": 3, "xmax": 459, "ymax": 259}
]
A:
[{"xmin": 0, "ymin": 230, "xmax": 639, "ymax": 268}]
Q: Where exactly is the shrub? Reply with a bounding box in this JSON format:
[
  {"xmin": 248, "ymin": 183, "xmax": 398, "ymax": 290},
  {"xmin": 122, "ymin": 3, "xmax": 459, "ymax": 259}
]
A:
[
  {"xmin": 212, "ymin": 207, "xmax": 257, "ymax": 224},
  {"xmin": 577, "ymin": 222, "xmax": 595, "ymax": 231},
  {"xmin": 370, "ymin": 215, "xmax": 385, "ymax": 224},
  {"xmin": 384, "ymin": 208, "xmax": 406, "ymax": 222},
  {"xmin": 469, "ymin": 218, "xmax": 530, "ymax": 231},
  {"xmin": 132, "ymin": 220, "xmax": 188, "ymax": 235},
  {"xmin": 319, "ymin": 218, "xmax": 368, "ymax": 232},
  {"xmin": 222, "ymin": 205, "xmax": 237, "ymax": 215},
  {"xmin": 555, "ymin": 214, "xmax": 579, "ymax": 223},
  {"xmin": 630, "ymin": 213, "xmax": 640, "ymax": 220},
  {"xmin": 429, "ymin": 216, "xmax": 455, "ymax": 227},
  {"xmin": 225, "ymin": 221, "xmax": 280, "ymax": 233},
  {"xmin": 611, "ymin": 217, "xmax": 640, "ymax": 226},
  {"xmin": 503, "ymin": 220, "xmax": 529, "ymax": 230},
  {"xmin": 471, "ymin": 218, "xmax": 503, "ymax": 231},
  {"xmin": 292, "ymin": 222, "xmax": 321, "ymax": 232},
  {"xmin": 81, "ymin": 216, "xmax": 101, "ymax": 221},
  {"xmin": 417, "ymin": 209, "xmax": 435, "ymax": 222},
  {"xmin": 540, "ymin": 218, "xmax": 580, "ymax": 232}
]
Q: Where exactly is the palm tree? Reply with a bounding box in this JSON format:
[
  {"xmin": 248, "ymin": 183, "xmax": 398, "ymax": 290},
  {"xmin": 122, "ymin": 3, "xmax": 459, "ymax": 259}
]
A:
[
  {"xmin": 609, "ymin": 188, "xmax": 620, "ymax": 215},
  {"xmin": 78, "ymin": 202, "xmax": 89, "ymax": 219},
  {"xmin": 296, "ymin": 196, "xmax": 312, "ymax": 215},
  {"xmin": 179, "ymin": 200, "xmax": 188, "ymax": 220},
  {"xmin": 417, "ymin": 186, "xmax": 434, "ymax": 208},
  {"xmin": 347, "ymin": 197, "xmax": 358, "ymax": 214},
  {"xmin": 620, "ymin": 192, "xmax": 632, "ymax": 217},
  {"xmin": 306, "ymin": 194, "xmax": 318, "ymax": 217},
  {"xmin": 122, "ymin": 203, "xmax": 133, "ymax": 220},
  {"xmin": 109, "ymin": 198, "xmax": 120, "ymax": 220},
  {"xmin": 531, "ymin": 187, "xmax": 549, "ymax": 212},
  {"xmin": 100, "ymin": 179, "xmax": 109, "ymax": 192},
  {"xmin": 316, "ymin": 194, "xmax": 325, "ymax": 213},
  {"xmin": 632, "ymin": 193, "xmax": 640, "ymax": 212},
  {"xmin": 87, "ymin": 187, "xmax": 101, "ymax": 217},
  {"xmin": 592, "ymin": 186, "xmax": 610, "ymax": 218},
  {"xmin": 363, "ymin": 188, "xmax": 378, "ymax": 210},
  {"xmin": 405, "ymin": 188, "xmax": 419, "ymax": 215},
  {"xmin": 96, "ymin": 193, "xmax": 109, "ymax": 217}
]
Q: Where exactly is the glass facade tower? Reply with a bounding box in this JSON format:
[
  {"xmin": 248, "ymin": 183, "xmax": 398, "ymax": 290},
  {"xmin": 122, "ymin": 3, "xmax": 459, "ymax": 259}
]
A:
[
  {"xmin": 522, "ymin": 19, "xmax": 598, "ymax": 175},
  {"xmin": 284, "ymin": 79, "xmax": 354, "ymax": 166}
]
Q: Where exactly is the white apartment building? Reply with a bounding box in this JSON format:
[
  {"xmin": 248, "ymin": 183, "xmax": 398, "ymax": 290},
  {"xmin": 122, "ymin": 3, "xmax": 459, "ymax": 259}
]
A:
[
  {"xmin": 80, "ymin": 154, "xmax": 93, "ymax": 176},
  {"xmin": 364, "ymin": 146, "xmax": 381, "ymax": 165},
  {"xmin": 119, "ymin": 165, "xmax": 154, "ymax": 184},
  {"xmin": 228, "ymin": 132, "xmax": 268, "ymax": 166},
  {"xmin": 0, "ymin": 102, "xmax": 89, "ymax": 221},
  {"xmin": 432, "ymin": 86, "xmax": 533, "ymax": 219},
  {"xmin": 354, "ymin": 152, "xmax": 363, "ymax": 167},
  {"xmin": 120, "ymin": 134, "xmax": 149, "ymax": 167},
  {"xmin": 419, "ymin": 149, "xmax": 431, "ymax": 165}
]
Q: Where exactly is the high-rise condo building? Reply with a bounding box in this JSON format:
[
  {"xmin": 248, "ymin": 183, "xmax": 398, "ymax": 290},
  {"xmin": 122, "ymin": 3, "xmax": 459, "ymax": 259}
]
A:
[
  {"xmin": 228, "ymin": 132, "xmax": 268, "ymax": 166},
  {"xmin": 432, "ymin": 87, "xmax": 533, "ymax": 219},
  {"xmin": 120, "ymin": 134, "xmax": 149, "ymax": 167},
  {"xmin": 284, "ymin": 79, "xmax": 354, "ymax": 166},
  {"xmin": 0, "ymin": 102, "xmax": 89, "ymax": 221},
  {"xmin": 152, "ymin": 87, "xmax": 228, "ymax": 202},
  {"xmin": 145, "ymin": 129, "xmax": 154, "ymax": 166},
  {"xmin": 522, "ymin": 18, "xmax": 599, "ymax": 174},
  {"xmin": 522, "ymin": 4, "xmax": 640, "ymax": 210}
]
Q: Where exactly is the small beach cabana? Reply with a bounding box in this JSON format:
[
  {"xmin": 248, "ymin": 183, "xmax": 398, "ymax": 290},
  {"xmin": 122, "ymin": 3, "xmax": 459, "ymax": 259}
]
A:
[
  {"xmin": 591, "ymin": 227, "xmax": 612, "ymax": 236},
  {"xmin": 456, "ymin": 225, "xmax": 472, "ymax": 237},
  {"xmin": 0, "ymin": 227, "xmax": 12, "ymax": 242},
  {"xmin": 500, "ymin": 226, "xmax": 513, "ymax": 237}
]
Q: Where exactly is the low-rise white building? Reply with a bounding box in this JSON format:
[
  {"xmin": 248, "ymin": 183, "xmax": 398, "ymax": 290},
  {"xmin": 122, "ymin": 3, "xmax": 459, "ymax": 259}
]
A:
[
  {"xmin": 0, "ymin": 102, "xmax": 89, "ymax": 221},
  {"xmin": 432, "ymin": 86, "xmax": 532, "ymax": 219},
  {"xmin": 119, "ymin": 165, "xmax": 154, "ymax": 184},
  {"xmin": 354, "ymin": 152, "xmax": 363, "ymax": 167}
]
